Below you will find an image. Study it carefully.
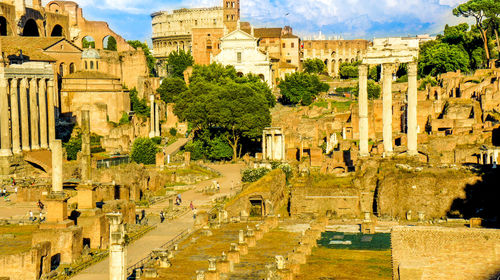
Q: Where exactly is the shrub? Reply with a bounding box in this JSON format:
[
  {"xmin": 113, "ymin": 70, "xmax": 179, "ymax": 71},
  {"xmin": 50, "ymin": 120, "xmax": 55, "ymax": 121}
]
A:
[
  {"xmin": 131, "ymin": 138, "xmax": 159, "ymax": 165},
  {"xmin": 64, "ymin": 135, "xmax": 82, "ymax": 160},
  {"xmin": 119, "ymin": 112, "xmax": 130, "ymax": 125},
  {"xmin": 241, "ymin": 167, "xmax": 271, "ymax": 183},
  {"xmin": 169, "ymin": 127, "xmax": 178, "ymax": 137}
]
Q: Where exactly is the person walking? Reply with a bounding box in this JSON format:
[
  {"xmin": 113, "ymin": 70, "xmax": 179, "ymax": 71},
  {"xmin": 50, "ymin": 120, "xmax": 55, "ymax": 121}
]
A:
[
  {"xmin": 192, "ymin": 208, "xmax": 197, "ymax": 220},
  {"xmin": 189, "ymin": 201, "xmax": 194, "ymax": 210},
  {"xmin": 160, "ymin": 211, "xmax": 165, "ymax": 223},
  {"xmin": 29, "ymin": 210, "xmax": 34, "ymax": 222}
]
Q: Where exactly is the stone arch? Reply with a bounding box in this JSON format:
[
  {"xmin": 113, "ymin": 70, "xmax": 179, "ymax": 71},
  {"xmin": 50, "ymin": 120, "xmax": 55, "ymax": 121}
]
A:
[
  {"xmin": 103, "ymin": 35, "xmax": 117, "ymax": 51},
  {"xmin": 351, "ymin": 58, "xmax": 355, "ymax": 63},
  {"xmin": 0, "ymin": 16, "xmax": 11, "ymax": 36},
  {"xmin": 50, "ymin": 24, "xmax": 64, "ymax": 37},
  {"xmin": 69, "ymin": 63, "xmax": 75, "ymax": 74},
  {"xmin": 22, "ymin": 19, "xmax": 40, "ymax": 37},
  {"xmin": 84, "ymin": 61, "xmax": 88, "ymax": 70},
  {"xmin": 236, "ymin": 72, "xmax": 244, "ymax": 77},
  {"xmin": 59, "ymin": 63, "xmax": 65, "ymax": 76},
  {"xmin": 48, "ymin": 2, "xmax": 61, "ymax": 13},
  {"xmin": 82, "ymin": 35, "xmax": 95, "ymax": 49},
  {"xmin": 90, "ymin": 61, "xmax": 94, "ymax": 70},
  {"xmin": 258, "ymin": 74, "xmax": 265, "ymax": 81}
]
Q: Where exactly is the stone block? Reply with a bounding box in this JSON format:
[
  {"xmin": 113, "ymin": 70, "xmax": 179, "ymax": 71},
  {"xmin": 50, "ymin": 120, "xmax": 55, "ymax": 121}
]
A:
[
  {"xmin": 238, "ymin": 243, "xmax": 248, "ymax": 255},
  {"xmin": 398, "ymin": 264, "xmax": 423, "ymax": 280},
  {"xmin": 361, "ymin": 222, "xmax": 375, "ymax": 234},
  {"xmin": 227, "ymin": 251, "xmax": 240, "ymax": 264},
  {"xmin": 469, "ymin": 218, "xmax": 482, "ymax": 228},
  {"xmin": 277, "ymin": 269, "xmax": 294, "ymax": 280},
  {"xmin": 32, "ymin": 225, "xmax": 83, "ymax": 264},
  {"xmin": 205, "ymin": 271, "xmax": 219, "ymax": 280},
  {"xmin": 216, "ymin": 260, "xmax": 231, "ymax": 273},
  {"xmin": 246, "ymin": 236, "xmax": 256, "ymax": 247}
]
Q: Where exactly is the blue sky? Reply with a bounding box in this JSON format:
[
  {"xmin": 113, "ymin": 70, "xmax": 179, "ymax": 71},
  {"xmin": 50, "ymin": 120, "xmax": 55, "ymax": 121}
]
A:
[{"xmin": 43, "ymin": 0, "xmax": 469, "ymax": 43}]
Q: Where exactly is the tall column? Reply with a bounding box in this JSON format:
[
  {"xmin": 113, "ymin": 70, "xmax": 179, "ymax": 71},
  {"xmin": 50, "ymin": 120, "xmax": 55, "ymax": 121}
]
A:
[
  {"xmin": 281, "ymin": 134, "xmax": 286, "ymax": 161},
  {"xmin": 270, "ymin": 132, "xmax": 274, "ymax": 160},
  {"xmin": 358, "ymin": 64, "xmax": 369, "ymax": 157},
  {"xmin": 19, "ymin": 78, "xmax": 30, "ymax": 151},
  {"xmin": 262, "ymin": 131, "xmax": 266, "ymax": 160},
  {"xmin": 407, "ymin": 62, "xmax": 418, "ymax": 156},
  {"xmin": 38, "ymin": 79, "xmax": 48, "ymax": 149},
  {"xmin": 382, "ymin": 63, "xmax": 394, "ymax": 156},
  {"xmin": 51, "ymin": 139, "xmax": 63, "ymax": 193},
  {"xmin": 47, "ymin": 79, "xmax": 56, "ymax": 147},
  {"xmin": 81, "ymin": 110, "xmax": 91, "ymax": 183},
  {"xmin": 107, "ymin": 213, "xmax": 127, "ymax": 280},
  {"xmin": 0, "ymin": 78, "xmax": 12, "ymax": 156},
  {"xmin": 29, "ymin": 78, "xmax": 40, "ymax": 150},
  {"xmin": 149, "ymin": 95, "xmax": 155, "ymax": 138},
  {"xmin": 10, "ymin": 79, "xmax": 21, "ymax": 154},
  {"xmin": 155, "ymin": 103, "xmax": 160, "ymax": 137}
]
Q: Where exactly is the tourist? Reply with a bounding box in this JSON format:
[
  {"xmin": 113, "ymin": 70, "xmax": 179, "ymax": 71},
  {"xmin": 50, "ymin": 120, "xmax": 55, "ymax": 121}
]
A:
[
  {"xmin": 192, "ymin": 208, "xmax": 197, "ymax": 220},
  {"xmin": 160, "ymin": 211, "xmax": 165, "ymax": 223},
  {"xmin": 189, "ymin": 201, "xmax": 194, "ymax": 210},
  {"xmin": 37, "ymin": 200, "xmax": 44, "ymax": 211},
  {"xmin": 39, "ymin": 212, "xmax": 43, "ymax": 222},
  {"xmin": 216, "ymin": 181, "xmax": 220, "ymax": 192},
  {"xmin": 29, "ymin": 210, "xmax": 33, "ymax": 221},
  {"xmin": 2, "ymin": 188, "xmax": 6, "ymax": 197}
]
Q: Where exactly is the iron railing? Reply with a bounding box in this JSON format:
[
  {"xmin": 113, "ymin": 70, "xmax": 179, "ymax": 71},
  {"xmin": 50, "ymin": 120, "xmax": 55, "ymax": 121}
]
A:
[{"xmin": 97, "ymin": 156, "xmax": 130, "ymax": 169}]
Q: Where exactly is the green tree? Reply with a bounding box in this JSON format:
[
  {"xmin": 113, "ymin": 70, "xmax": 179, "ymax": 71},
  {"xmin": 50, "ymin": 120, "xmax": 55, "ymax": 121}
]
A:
[
  {"xmin": 353, "ymin": 80, "xmax": 381, "ymax": 100},
  {"xmin": 419, "ymin": 42, "xmax": 470, "ymax": 76},
  {"xmin": 157, "ymin": 77, "xmax": 188, "ymax": 104},
  {"xmin": 453, "ymin": 0, "xmax": 492, "ymax": 67},
  {"xmin": 128, "ymin": 40, "xmax": 157, "ymax": 76},
  {"xmin": 303, "ymin": 58, "xmax": 326, "ymax": 74},
  {"xmin": 167, "ymin": 50, "xmax": 194, "ymax": 79},
  {"xmin": 64, "ymin": 135, "xmax": 82, "ymax": 160},
  {"xmin": 175, "ymin": 63, "xmax": 272, "ymax": 160},
  {"xmin": 278, "ymin": 72, "xmax": 330, "ymax": 106},
  {"xmin": 339, "ymin": 61, "xmax": 362, "ymax": 79},
  {"xmin": 104, "ymin": 36, "xmax": 117, "ymax": 51},
  {"xmin": 82, "ymin": 37, "xmax": 95, "ymax": 49},
  {"xmin": 129, "ymin": 88, "xmax": 150, "ymax": 117},
  {"xmin": 130, "ymin": 138, "xmax": 158, "ymax": 165}
]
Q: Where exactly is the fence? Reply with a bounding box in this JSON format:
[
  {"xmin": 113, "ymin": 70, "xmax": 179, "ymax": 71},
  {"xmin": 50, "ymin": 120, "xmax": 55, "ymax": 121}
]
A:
[{"xmin": 97, "ymin": 156, "xmax": 130, "ymax": 169}]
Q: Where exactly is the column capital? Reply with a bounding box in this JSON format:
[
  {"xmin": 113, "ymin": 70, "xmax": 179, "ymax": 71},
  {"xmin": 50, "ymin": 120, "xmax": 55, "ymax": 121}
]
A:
[
  {"xmin": 20, "ymin": 77, "xmax": 28, "ymax": 87},
  {"xmin": 382, "ymin": 63, "xmax": 395, "ymax": 74},
  {"xmin": 408, "ymin": 62, "xmax": 418, "ymax": 76},
  {"xmin": 10, "ymin": 78, "xmax": 18, "ymax": 87},
  {"xmin": 358, "ymin": 64, "xmax": 368, "ymax": 76}
]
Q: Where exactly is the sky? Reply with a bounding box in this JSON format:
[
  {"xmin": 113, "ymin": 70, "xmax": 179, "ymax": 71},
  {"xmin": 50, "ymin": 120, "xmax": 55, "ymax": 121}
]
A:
[{"xmin": 42, "ymin": 0, "xmax": 470, "ymax": 43}]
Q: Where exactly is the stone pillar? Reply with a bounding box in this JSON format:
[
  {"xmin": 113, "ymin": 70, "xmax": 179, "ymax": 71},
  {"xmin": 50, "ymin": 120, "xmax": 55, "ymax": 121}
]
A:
[
  {"xmin": 149, "ymin": 95, "xmax": 155, "ymax": 138},
  {"xmin": 155, "ymin": 103, "xmax": 160, "ymax": 137},
  {"xmin": 52, "ymin": 140, "xmax": 63, "ymax": 193},
  {"xmin": 358, "ymin": 64, "xmax": 369, "ymax": 156},
  {"xmin": 262, "ymin": 131, "xmax": 266, "ymax": 160},
  {"xmin": 81, "ymin": 110, "xmax": 91, "ymax": 183},
  {"xmin": 107, "ymin": 213, "xmax": 127, "ymax": 280},
  {"xmin": 19, "ymin": 78, "xmax": 30, "ymax": 151},
  {"xmin": 29, "ymin": 78, "xmax": 40, "ymax": 150},
  {"xmin": 10, "ymin": 79, "xmax": 21, "ymax": 154},
  {"xmin": 0, "ymin": 78, "xmax": 12, "ymax": 156},
  {"xmin": 407, "ymin": 62, "xmax": 418, "ymax": 156},
  {"xmin": 38, "ymin": 79, "xmax": 48, "ymax": 149},
  {"xmin": 281, "ymin": 134, "xmax": 286, "ymax": 161},
  {"xmin": 47, "ymin": 79, "xmax": 56, "ymax": 148},
  {"xmin": 382, "ymin": 63, "xmax": 393, "ymax": 155},
  {"xmin": 486, "ymin": 151, "xmax": 491, "ymax": 164}
]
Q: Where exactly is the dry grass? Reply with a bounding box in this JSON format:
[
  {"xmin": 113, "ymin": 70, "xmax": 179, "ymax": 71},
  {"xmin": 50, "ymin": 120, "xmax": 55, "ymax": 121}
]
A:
[
  {"xmin": 295, "ymin": 248, "xmax": 392, "ymax": 280},
  {"xmin": 0, "ymin": 225, "xmax": 37, "ymax": 255}
]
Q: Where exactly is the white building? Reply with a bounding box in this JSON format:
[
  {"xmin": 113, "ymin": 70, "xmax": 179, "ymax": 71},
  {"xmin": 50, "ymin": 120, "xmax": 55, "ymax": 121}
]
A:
[{"xmin": 212, "ymin": 25, "xmax": 272, "ymax": 87}]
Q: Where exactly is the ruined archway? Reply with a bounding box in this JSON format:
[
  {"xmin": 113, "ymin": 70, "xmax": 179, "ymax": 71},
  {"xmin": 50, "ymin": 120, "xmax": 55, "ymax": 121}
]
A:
[
  {"xmin": 59, "ymin": 63, "xmax": 65, "ymax": 76},
  {"xmin": 51, "ymin": 24, "xmax": 64, "ymax": 37},
  {"xmin": 0, "ymin": 17, "xmax": 9, "ymax": 36},
  {"xmin": 22, "ymin": 19, "xmax": 40, "ymax": 37},
  {"xmin": 82, "ymin": 35, "xmax": 95, "ymax": 49},
  {"xmin": 103, "ymin": 35, "xmax": 117, "ymax": 51}
]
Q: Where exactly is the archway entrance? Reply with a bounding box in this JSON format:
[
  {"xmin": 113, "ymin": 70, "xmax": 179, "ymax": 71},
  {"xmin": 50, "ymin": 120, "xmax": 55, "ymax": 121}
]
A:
[
  {"xmin": 103, "ymin": 35, "xmax": 117, "ymax": 51},
  {"xmin": 0, "ymin": 17, "xmax": 8, "ymax": 36},
  {"xmin": 249, "ymin": 195, "xmax": 265, "ymax": 217},
  {"xmin": 23, "ymin": 19, "xmax": 39, "ymax": 37},
  {"xmin": 51, "ymin": 25, "xmax": 63, "ymax": 37}
]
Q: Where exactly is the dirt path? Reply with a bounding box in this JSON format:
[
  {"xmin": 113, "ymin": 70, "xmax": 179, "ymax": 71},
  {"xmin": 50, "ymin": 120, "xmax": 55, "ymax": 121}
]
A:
[{"xmin": 72, "ymin": 163, "xmax": 243, "ymax": 280}]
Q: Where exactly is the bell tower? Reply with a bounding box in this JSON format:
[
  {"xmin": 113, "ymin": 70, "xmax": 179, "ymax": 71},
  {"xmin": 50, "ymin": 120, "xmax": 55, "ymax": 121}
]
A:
[{"xmin": 223, "ymin": 0, "xmax": 240, "ymax": 32}]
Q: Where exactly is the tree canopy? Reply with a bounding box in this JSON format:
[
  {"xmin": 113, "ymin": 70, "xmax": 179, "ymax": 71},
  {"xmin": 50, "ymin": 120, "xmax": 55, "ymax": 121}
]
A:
[
  {"xmin": 128, "ymin": 40, "xmax": 157, "ymax": 77},
  {"xmin": 419, "ymin": 42, "xmax": 471, "ymax": 76},
  {"xmin": 167, "ymin": 50, "xmax": 194, "ymax": 79},
  {"xmin": 303, "ymin": 58, "xmax": 326, "ymax": 74},
  {"xmin": 353, "ymin": 80, "xmax": 381, "ymax": 100},
  {"xmin": 339, "ymin": 60, "xmax": 362, "ymax": 79},
  {"xmin": 157, "ymin": 77, "xmax": 188, "ymax": 104},
  {"xmin": 278, "ymin": 72, "xmax": 330, "ymax": 106},
  {"xmin": 174, "ymin": 63, "xmax": 274, "ymax": 160},
  {"xmin": 131, "ymin": 138, "xmax": 158, "ymax": 165}
]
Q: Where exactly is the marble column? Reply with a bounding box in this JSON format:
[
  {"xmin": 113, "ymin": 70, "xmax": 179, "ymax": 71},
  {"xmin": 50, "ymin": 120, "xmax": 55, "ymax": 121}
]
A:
[
  {"xmin": 382, "ymin": 63, "xmax": 394, "ymax": 156},
  {"xmin": 155, "ymin": 103, "xmax": 160, "ymax": 137},
  {"xmin": 51, "ymin": 139, "xmax": 63, "ymax": 193},
  {"xmin": 358, "ymin": 64, "xmax": 369, "ymax": 156},
  {"xmin": 0, "ymin": 78, "xmax": 12, "ymax": 156},
  {"xmin": 107, "ymin": 213, "xmax": 127, "ymax": 280},
  {"xmin": 262, "ymin": 131, "xmax": 266, "ymax": 159},
  {"xmin": 149, "ymin": 95, "xmax": 155, "ymax": 138},
  {"xmin": 38, "ymin": 79, "xmax": 48, "ymax": 149},
  {"xmin": 81, "ymin": 110, "xmax": 91, "ymax": 183},
  {"xmin": 19, "ymin": 78, "xmax": 30, "ymax": 151},
  {"xmin": 29, "ymin": 78, "xmax": 40, "ymax": 150},
  {"xmin": 281, "ymin": 134, "xmax": 286, "ymax": 161},
  {"xmin": 407, "ymin": 62, "xmax": 418, "ymax": 156},
  {"xmin": 47, "ymin": 79, "xmax": 56, "ymax": 148},
  {"xmin": 10, "ymin": 79, "xmax": 21, "ymax": 154}
]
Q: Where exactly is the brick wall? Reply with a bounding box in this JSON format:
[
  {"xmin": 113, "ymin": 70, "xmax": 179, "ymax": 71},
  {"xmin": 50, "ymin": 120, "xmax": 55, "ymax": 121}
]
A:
[{"xmin": 391, "ymin": 226, "xmax": 500, "ymax": 280}]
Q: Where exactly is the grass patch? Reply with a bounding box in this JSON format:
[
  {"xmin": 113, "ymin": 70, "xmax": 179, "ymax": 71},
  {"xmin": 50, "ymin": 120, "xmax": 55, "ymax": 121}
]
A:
[
  {"xmin": 331, "ymin": 100, "xmax": 353, "ymax": 112},
  {"xmin": 0, "ymin": 225, "xmax": 37, "ymax": 255}
]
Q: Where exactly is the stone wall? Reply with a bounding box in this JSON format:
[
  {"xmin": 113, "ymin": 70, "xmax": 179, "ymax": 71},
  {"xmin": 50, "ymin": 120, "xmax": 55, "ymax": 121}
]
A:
[
  {"xmin": 31, "ymin": 226, "xmax": 83, "ymax": 265},
  {"xmin": 391, "ymin": 226, "xmax": 500, "ymax": 280},
  {"xmin": 0, "ymin": 242, "xmax": 51, "ymax": 280}
]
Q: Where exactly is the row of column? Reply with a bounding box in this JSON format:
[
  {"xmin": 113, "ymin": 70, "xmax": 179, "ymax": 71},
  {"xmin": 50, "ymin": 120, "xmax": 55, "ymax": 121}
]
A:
[
  {"xmin": 149, "ymin": 95, "xmax": 160, "ymax": 138},
  {"xmin": 358, "ymin": 62, "xmax": 418, "ymax": 157},
  {"xmin": 0, "ymin": 77, "xmax": 56, "ymax": 156},
  {"xmin": 479, "ymin": 150, "xmax": 499, "ymax": 165},
  {"xmin": 262, "ymin": 130, "xmax": 286, "ymax": 161}
]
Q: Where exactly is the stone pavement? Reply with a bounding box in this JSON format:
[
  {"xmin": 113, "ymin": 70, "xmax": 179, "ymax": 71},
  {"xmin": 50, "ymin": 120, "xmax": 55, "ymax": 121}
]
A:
[
  {"xmin": 164, "ymin": 137, "xmax": 190, "ymax": 157},
  {"xmin": 72, "ymin": 163, "xmax": 243, "ymax": 280}
]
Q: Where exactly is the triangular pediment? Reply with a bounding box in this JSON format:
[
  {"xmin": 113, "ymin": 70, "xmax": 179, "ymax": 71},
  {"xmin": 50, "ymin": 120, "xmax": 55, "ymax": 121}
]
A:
[
  {"xmin": 221, "ymin": 29, "xmax": 256, "ymax": 41},
  {"xmin": 44, "ymin": 39, "xmax": 82, "ymax": 53}
]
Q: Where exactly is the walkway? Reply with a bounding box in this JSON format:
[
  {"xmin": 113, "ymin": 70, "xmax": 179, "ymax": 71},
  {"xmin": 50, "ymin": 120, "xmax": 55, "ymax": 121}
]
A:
[
  {"xmin": 72, "ymin": 163, "xmax": 243, "ymax": 280},
  {"xmin": 164, "ymin": 137, "xmax": 190, "ymax": 157}
]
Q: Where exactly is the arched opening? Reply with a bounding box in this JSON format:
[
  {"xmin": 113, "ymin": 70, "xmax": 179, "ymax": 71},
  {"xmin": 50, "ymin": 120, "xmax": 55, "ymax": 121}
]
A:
[
  {"xmin": 258, "ymin": 74, "xmax": 265, "ymax": 81},
  {"xmin": 0, "ymin": 17, "xmax": 8, "ymax": 36},
  {"xmin": 59, "ymin": 63, "xmax": 64, "ymax": 76},
  {"xmin": 22, "ymin": 19, "xmax": 39, "ymax": 37},
  {"xmin": 48, "ymin": 3, "xmax": 61, "ymax": 13},
  {"xmin": 84, "ymin": 61, "xmax": 88, "ymax": 70},
  {"xmin": 206, "ymin": 39, "xmax": 212, "ymax": 50},
  {"xmin": 51, "ymin": 25, "xmax": 63, "ymax": 37},
  {"xmin": 103, "ymin": 35, "xmax": 117, "ymax": 51},
  {"xmin": 90, "ymin": 61, "xmax": 94, "ymax": 70},
  {"xmin": 82, "ymin": 36, "xmax": 95, "ymax": 49},
  {"xmin": 69, "ymin": 63, "xmax": 75, "ymax": 74},
  {"xmin": 96, "ymin": 61, "xmax": 99, "ymax": 70},
  {"xmin": 236, "ymin": 72, "xmax": 244, "ymax": 77}
]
